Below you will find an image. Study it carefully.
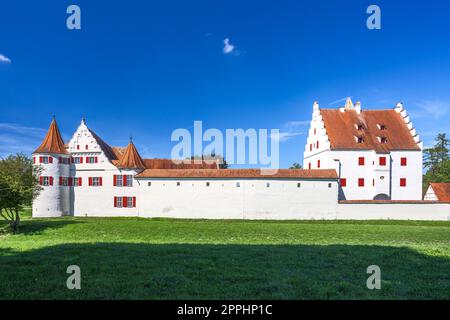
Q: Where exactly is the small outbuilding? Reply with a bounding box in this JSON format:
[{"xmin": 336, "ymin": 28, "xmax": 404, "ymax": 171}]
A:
[{"xmin": 424, "ymin": 183, "xmax": 450, "ymax": 202}]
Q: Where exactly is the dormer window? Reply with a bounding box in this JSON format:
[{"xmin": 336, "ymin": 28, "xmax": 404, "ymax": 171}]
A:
[
  {"xmin": 355, "ymin": 136, "xmax": 364, "ymax": 144},
  {"xmin": 354, "ymin": 123, "xmax": 364, "ymax": 131},
  {"xmin": 378, "ymin": 124, "xmax": 387, "ymax": 131},
  {"xmin": 378, "ymin": 137, "xmax": 388, "ymax": 144}
]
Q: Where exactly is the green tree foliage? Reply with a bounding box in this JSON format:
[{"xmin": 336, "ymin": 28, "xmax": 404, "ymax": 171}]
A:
[
  {"xmin": 0, "ymin": 154, "xmax": 41, "ymax": 233},
  {"xmin": 423, "ymin": 133, "xmax": 450, "ymax": 193},
  {"xmin": 289, "ymin": 163, "xmax": 302, "ymax": 169}
]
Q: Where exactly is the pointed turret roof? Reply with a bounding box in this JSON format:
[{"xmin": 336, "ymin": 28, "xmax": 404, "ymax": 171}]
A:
[
  {"xmin": 34, "ymin": 118, "xmax": 68, "ymax": 154},
  {"xmin": 115, "ymin": 139, "xmax": 146, "ymax": 169}
]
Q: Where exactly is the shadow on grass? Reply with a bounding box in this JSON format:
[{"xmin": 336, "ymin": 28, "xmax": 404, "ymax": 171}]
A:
[
  {"xmin": 0, "ymin": 219, "xmax": 82, "ymax": 236},
  {"xmin": 1, "ymin": 243, "xmax": 449, "ymax": 300}
]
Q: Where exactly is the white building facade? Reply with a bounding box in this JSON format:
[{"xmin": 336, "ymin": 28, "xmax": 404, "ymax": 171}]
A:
[
  {"xmin": 303, "ymin": 99, "xmax": 423, "ymax": 201},
  {"xmin": 32, "ymin": 112, "xmax": 449, "ymax": 221}
]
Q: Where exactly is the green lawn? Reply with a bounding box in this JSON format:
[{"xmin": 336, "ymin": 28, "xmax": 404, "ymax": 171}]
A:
[{"xmin": 1, "ymin": 210, "xmax": 449, "ymax": 299}]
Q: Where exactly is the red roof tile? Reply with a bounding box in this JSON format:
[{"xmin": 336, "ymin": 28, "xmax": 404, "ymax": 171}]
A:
[
  {"xmin": 320, "ymin": 109, "xmax": 420, "ymax": 152},
  {"xmin": 115, "ymin": 141, "xmax": 146, "ymax": 169},
  {"xmin": 135, "ymin": 169, "xmax": 338, "ymax": 179},
  {"xmin": 430, "ymin": 183, "xmax": 450, "ymax": 202},
  {"xmin": 34, "ymin": 119, "xmax": 69, "ymax": 155}
]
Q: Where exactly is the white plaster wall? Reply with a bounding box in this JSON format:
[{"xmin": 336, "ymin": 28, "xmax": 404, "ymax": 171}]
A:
[
  {"xmin": 32, "ymin": 153, "xmax": 71, "ymax": 217},
  {"xmin": 137, "ymin": 178, "xmax": 338, "ymax": 219},
  {"xmin": 390, "ymin": 151, "xmax": 422, "ymax": 200},
  {"xmin": 424, "ymin": 186, "xmax": 438, "ymax": 201},
  {"xmin": 336, "ymin": 203, "xmax": 450, "ymax": 221}
]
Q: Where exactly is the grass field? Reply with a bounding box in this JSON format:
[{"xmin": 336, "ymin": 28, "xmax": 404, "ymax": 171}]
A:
[{"xmin": 1, "ymin": 210, "xmax": 449, "ymax": 299}]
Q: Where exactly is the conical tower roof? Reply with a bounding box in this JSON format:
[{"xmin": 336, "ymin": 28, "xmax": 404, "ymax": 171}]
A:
[
  {"xmin": 34, "ymin": 118, "xmax": 68, "ymax": 154},
  {"xmin": 115, "ymin": 139, "xmax": 146, "ymax": 169}
]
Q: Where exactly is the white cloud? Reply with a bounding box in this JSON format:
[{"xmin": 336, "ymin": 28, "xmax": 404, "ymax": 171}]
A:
[
  {"xmin": 0, "ymin": 54, "xmax": 11, "ymax": 64},
  {"xmin": 223, "ymin": 38, "xmax": 235, "ymax": 54},
  {"xmin": 414, "ymin": 100, "xmax": 450, "ymax": 119},
  {"xmin": 325, "ymin": 96, "xmax": 352, "ymax": 107},
  {"xmin": 284, "ymin": 120, "xmax": 310, "ymax": 128},
  {"xmin": 270, "ymin": 131, "xmax": 303, "ymax": 143},
  {"xmin": 0, "ymin": 123, "xmax": 47, "ymax": 158}
]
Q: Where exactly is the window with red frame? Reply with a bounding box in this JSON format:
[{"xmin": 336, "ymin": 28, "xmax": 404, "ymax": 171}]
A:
[
  {"xmin": 401, "ymin": 157, "xmax": 407, "ymax": 166},
  {"xmin": 39, "ymin": 176, "xmax": 53, "ymax": 186},
  {"xmin": 114, "ymin": 196, "xmax": 136, "ymax": 208},
  {"xmin": 113, "ymin": 175, "xmax": 133, "ymax": 187},
  {"xmin": 400, "ymin": 178, "xmax": 407, "ymax": 187},
  {"xmin": 358, "ymin": 178, "xmax": 365, "ymax": 187},
  {"xmin": 379, "ymin": 157, "xmax": 387, "ymax": 166},
  {"xmin": 340, "ymin": 178, "xmax": 347, "ymax": 187},
  {"xmin": 88, "ymin": 177, "xmax": 103, "ymax": 186},
  {"xmin": 86, "ymin": 156, "xmax": 98, "ymax": 164},
  {"xmin": 358, "ymin": 157, "xmax": 365, "ymax": 166}
]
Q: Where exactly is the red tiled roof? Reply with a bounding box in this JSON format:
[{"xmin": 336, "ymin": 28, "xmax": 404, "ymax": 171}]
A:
[
  {"xmin": 115, "ymin": 141, "xmax": 146, "ymax": 169},
  {"xmin": 135, "ymin": 169, "xmax": 338, "ymax": 179},
  {"xmin": 320, "ymin": 109, "xmax": 420, "ymax": 152},
  {"xmin": 34, "ymin": 119, "xmax": 69, "ymax": 155},
  {"xmin": 430, "ymin": 183, "xmax": 450, "ymax": 202},
  {"xmin": 143, "ymin": 158, "xmax": 218, "ymax": 169}
]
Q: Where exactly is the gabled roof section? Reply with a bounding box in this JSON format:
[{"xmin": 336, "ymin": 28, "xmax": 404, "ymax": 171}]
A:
[
  {"xmin": 34, "ymin": 118, "xmax": 69, "ymax": 155},
  {"xmin": 320, "ymin": 108, "xmax": 420, "ymax": 152},
  {"xmin": 115, "ymin": 140, "xmax": 146, "ymax": 169},
  {"xmin": 430, "ymin": 183, "xmax": 450, "ymax": 202}
]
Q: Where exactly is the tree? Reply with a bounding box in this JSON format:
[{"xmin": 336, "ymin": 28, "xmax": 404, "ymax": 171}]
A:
[
  {"xmin": 289, "ymin": 163, "xmax": 302, "ymax": 169},
  {"xmin": 0, "ymin": 154, "xmax": 41, "ymax": 233},
  {"xmin": 424, "ymin": 133, "xmax": 449, "ymax": 172},
  {"xmin": 423, "ymin": 133, "xmax": 450, "ymax": 193}
]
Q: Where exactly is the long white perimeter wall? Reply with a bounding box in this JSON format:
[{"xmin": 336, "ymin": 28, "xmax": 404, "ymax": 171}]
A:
[{"xmin": 66, "ymin": 177, "xmax": 450, "ymax": 221}]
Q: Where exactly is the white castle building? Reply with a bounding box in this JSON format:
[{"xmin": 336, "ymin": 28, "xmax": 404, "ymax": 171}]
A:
[
  {"xmin": 32, "ymin": 101, "xmax": 450, "ymax": 221},
  {"xmin": 303, "ymin": 98, "xmax": 423, "ymax": 201}
]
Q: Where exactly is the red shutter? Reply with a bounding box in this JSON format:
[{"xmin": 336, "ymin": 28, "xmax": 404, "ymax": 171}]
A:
[
  {"xmin": 33, "ymin": 157, "xmax": 36, "ymax": 164},
  {"xmin": 59, "ymin": 177, "xmax": 63, "ymax": 185},
  {"xmin": 80, "ymin": 157, "xmax": 83, "ymax": 163},
  {"xmin": 99, "ymin": 177, "xmax": 103, "ymax": 186},
  {"xmin": 317, "ymin": 160, "xmax": 320, "ymax": 168},
  {"xmin": 49, "ymin": 177, "xmax": 54, "ymax": 186},
  {"xmin": 95, "ymin": 157, "xmax": 98, "ymax": 163},
  {"xmin": 49, "ymin": 157, "xmax": 53, "ymax": 164},
  {"xmin": 68, "ymin": 178, "xmax": 73, "ymax": 186},
  {"xmin": 400, "ymin": 178, "xmax": 407, "ymax": 187},
  {"xmin": 340, "ymin": 178, "xmax": 346, "ymax": 187},
  {"xmin": 308, "ymin": 163, "xmax": 311, "ymax": 170},
  {"xmin": 133, "ymin": 197, "xmax": 136, "ymax": 207},
  {"xmin": 114, "ymin": 197, "xmax": 118, "ymax": 208},
  {"xmin": 317, "ymin": 141, "xmax": 319, "ymax": 149},
  {"xmin": 358, "ymin": 157, "xmax": 365, "ymax": 166},
  {"xmin": 358, "ymin": 178, "xmax": 365, "ymax": 187},
  {"xmin": 39, "ymin": 176, "xmax": 43, "ymax": 185},
  {"xmin": 123, "ymin": 175, "xmax": 128, "ymax": 187},
  {"xmin": 123, "ymin": 197, "xmax": 128, "ymax": 208},
  {"xmin": 401, "ymin": 157, "xmax": 407, "ymax": 166},
  {"xmin": 89, "ymin": 177, "xmax": 93, "ymax": 186},
  {"xmin": 310, "ymin": 144, "xmax": 312, "ymax": 151},
  {"xmin": 39, "ymin": 156, "xmax": 43, "ymax": 163},
  {"xmin": 379, "ymin": 157, "xmax": 386, "ymax": 166},
  {"xmin": 79, "ymin": 178, "xmax": 82, "ymax": 186},
  {"xmin": 113, "ymin": 175, "xmax": 117, "ymax": 186}
]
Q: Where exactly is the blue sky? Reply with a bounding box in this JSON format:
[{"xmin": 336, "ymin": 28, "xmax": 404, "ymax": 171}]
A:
[{"xmin": 1, "ymin": 0, "xmax": 449, "ymax": 167}]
